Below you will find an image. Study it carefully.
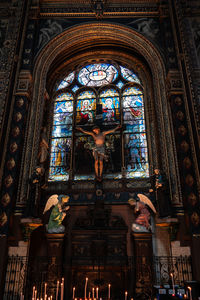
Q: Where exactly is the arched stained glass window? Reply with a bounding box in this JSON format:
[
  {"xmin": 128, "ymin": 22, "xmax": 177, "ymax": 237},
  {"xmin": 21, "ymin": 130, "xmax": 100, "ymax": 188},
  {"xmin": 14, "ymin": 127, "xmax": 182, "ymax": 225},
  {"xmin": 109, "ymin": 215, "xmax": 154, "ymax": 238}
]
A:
[{"xmin": 49, "ymin": 62, "xmax": 149, "ymax": 182}]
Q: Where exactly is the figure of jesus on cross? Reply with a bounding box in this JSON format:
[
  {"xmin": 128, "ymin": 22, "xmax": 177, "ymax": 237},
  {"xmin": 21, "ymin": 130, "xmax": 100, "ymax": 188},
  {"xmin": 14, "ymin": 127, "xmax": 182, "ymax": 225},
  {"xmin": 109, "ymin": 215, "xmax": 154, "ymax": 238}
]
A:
[{"xmin": 77, "ymin": 125, "xmax": 121, "ymax": 181}]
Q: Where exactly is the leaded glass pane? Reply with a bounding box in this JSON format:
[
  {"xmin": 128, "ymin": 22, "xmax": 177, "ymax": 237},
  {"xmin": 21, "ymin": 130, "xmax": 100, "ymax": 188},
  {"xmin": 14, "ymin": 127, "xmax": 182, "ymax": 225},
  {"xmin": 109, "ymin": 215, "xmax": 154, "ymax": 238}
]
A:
[
  {"xmin": 76, "ymin": 90, "xmax": 96, "ymax": 125},
  {"xmin": 56, "ymin": 72, "xmax": 75, "ymax": 90},
  {"xmin": 123, "ymin": 86, "xmax": 148, "ymax": 178},
  {"xmin": 78, "ymin": 63, "xmax": 118, "ymax": 87},
  {"xmin": 49, "ymin": 138, "xmax": 71, "ymax": 181},
  {"xmin": 120, "ymin": 66, "xmax": 141, "ymax": 84},
  {"xmin": 99, "ymin": 89, "xmax": 120, "ymax": 125}
]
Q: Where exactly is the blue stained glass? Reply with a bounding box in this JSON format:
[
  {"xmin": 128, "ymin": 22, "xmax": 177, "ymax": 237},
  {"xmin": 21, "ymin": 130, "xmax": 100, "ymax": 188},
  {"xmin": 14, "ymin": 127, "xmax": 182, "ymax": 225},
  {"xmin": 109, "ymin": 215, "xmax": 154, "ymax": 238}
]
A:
[
  {"xmin": 49, "ymin": 137, "xmax": 71, "ymax": 181},
  {"xmin": 72, "ymin": 85, "xmax": 79, "ymax": 93},
  {"xmin": 100, "ymin": 89, "xmax": 120, "ymax": 124},
  {"xmin": 125, "ymin": 133, "xmax": 149, "ymax": 177},
  {"xmin": 120, "ymin": 66, "xmax": 141, "ymax": 84},
  {"xmin": 78, "ymin": 63, "xmax": 118, "ymax": 87},
  {"xmin": 116, "ymin": 81, "xmax": 124, "ymax": 89},
  {"xmin": 56, "ymin": 72, "xmax": 75, "ymax": 90}
]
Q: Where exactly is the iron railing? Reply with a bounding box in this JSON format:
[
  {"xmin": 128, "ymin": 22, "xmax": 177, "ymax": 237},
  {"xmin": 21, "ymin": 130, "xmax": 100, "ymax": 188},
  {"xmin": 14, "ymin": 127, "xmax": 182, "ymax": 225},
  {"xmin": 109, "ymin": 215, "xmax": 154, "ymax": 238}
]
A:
[{"xmin": 3, "ymin": 255, "xmax": 192, "ymax": 299}]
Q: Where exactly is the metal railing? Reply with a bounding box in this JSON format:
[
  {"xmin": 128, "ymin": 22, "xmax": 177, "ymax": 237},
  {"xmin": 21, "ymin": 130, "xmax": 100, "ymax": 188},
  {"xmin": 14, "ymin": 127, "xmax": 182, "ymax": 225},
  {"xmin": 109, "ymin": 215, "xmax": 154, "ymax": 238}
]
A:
[{"xmin": 3, "ymin": 255, "xmax": 192, "ymax": 299}]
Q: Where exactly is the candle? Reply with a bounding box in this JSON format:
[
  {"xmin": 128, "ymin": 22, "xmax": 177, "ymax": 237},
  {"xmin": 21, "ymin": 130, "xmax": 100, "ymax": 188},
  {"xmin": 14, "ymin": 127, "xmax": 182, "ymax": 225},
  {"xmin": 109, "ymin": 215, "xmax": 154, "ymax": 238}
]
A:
[
  {"xmin": 183, "ymin": 295, "xmax": 187, "ymax": 299},
  {"xmin": 92, "ymin": 288, "xmax": 94, "ymax": 299},
  {"xmin": 61, "ymin": 283, "xmax": 64, "ymax": 300},
  {"xmin": 35, "ymin": 290, "xmax": 37, "ymax": 300},
  {"xmin": 32, "ymin": 286, "xmax": 35, "ymax": 299},
  {"xmin": 89, "ymin": 292, "xmax": 91, "ymax": 299},
  {"xmin": 96, "ymin": 287, "xmax": 99, "ymax": 299},
  {"xmin": 56, "ymin": 281, "xmax": 59, "ymax": 300},
  {"xmin": 125, "ymin": 291, "xmax": 128, "ymax": 300},
  {"xmin": 187, "ymin": 286, "xmax": 192, "ymax": 300},
  {"xmin": 44, "ymin": 283, "xmax": 47, "ymax": 300},
  {"xmin": 170, "ymin": 273, "xmax": 175, "ymax": 295},
  {"xmin": 85, "ymin": 278, "xmax": 88, "ymax": 299},
  {"xmin": 108, "ymin": 284, "xmax": 111, "ymax": 299},
  {"xmin": 73, "ymin": 287, "xmax": 75, "ymax": 299}
]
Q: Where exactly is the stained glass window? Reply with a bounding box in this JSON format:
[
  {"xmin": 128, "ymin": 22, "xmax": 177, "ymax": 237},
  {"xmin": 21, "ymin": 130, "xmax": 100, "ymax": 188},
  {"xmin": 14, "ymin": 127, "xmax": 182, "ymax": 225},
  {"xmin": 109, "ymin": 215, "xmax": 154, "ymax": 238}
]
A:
[
  {"xmin": 78, "ymin": 63, "xmax": 118, "ymax": 87},
  {"xmin": 99, "ymin": 88, "xmax": 120, "ymax": 125},
  {"xmin": 123, "ymin": 86, "xmax": 149, "ymax": 177},
  {"xmin": 49, "ymin": 62, "xmax": 149, "ymax": 182},
  {"xmin": 56, "ymin": 71, "xmax": 75, "ymax": 90}
]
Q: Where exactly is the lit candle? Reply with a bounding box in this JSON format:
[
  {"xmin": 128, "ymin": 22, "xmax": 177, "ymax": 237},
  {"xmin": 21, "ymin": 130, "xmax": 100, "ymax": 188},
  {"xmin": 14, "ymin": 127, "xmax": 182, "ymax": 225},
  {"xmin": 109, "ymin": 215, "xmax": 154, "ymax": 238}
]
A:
[
  {"xmin": 125, "ymin": 291, "xmax": 128, "ymax": 300},
  {"xmin": 92, "ymin": 288, "xmax": 94, "ymax": 299},
  {"xmin": 44, "ymin": 283, "xmax": 47, "ymax": 300},
  {"xmin": 56, "ymin": 281, "xmax": 59, "ymax": 300},
  {"xmin": 96, "ymin": 287, "xmax": 99, "ymax": 299},
  {"xmin": 61, "ymin": 283, "xmax": 64, "ymax": 300},
  {"xmin": 73, "ymin": 287, "xmax": 75, "ymax": 299},
  {"xmin": 89, "ymin": 292, "xmax": 91, "ymax": 299},
  {"xmin": 187, "ymin": 286, "xmax": 192, "ymax": 300},
  {"xmin": 108, "ymin": 284, "xmax": 111, "ymax": 299},
  {"xmin": 50, "ymin": 296, "xmax": 52, "ymax": 300},
  {"xmin": 85, "ymin": 278, "xmax": 88, "ymax": 299},
  {"xmin": 170, "ymin": 273, "xmax": 175, "ymax": 295},
  {"xmin": 35, "ymin": 290, "xmax": 37, "ymax": 300},
  {"xmin": 32, "ymin": 286, "xmax": 35, "ymax": 299},
  {"xmin": 183, "ymin": 295, "xmax": 187, "ymax": 299}
]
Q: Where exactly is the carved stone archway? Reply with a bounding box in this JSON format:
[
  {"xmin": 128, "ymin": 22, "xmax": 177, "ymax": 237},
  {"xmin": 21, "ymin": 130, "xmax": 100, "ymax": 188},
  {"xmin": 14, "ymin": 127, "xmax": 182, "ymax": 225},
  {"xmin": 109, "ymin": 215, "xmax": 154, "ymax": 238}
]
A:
[{"xmin": 17, "ymin": 22, "xmax": 182, "ymax": 209}]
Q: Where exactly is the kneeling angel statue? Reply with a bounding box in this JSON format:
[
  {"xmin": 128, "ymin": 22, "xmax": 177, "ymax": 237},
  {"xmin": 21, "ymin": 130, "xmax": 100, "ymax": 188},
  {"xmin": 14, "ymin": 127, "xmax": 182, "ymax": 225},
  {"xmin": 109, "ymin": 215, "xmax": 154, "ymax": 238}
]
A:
[
  {"xmin": 43, "ymin": 194, "xmax": 70, "ymax": 233},
  {"xmin": 128, "ymin": 194, "xmax": 156, "ymax": 232}
]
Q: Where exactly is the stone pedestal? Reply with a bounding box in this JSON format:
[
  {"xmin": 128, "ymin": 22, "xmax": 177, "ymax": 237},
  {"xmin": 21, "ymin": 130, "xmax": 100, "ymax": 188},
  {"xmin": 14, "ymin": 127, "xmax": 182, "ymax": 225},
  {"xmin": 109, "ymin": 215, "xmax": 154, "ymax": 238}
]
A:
[
  {"xmin": 132, "ymin": 232, "xmax": 153, "ymax": 295},
  {"xmin": 46, "ymin": 233, "xmax": 65, "ymax": 295}
]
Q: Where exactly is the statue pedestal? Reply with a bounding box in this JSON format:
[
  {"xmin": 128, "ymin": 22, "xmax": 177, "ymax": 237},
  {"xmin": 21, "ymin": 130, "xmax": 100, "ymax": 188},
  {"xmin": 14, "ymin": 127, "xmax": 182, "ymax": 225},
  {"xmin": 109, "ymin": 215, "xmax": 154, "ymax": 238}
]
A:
[
  {"xmin": 132, "ymin": 232, "xmax": 153, "ymax": 295},
  {"xmin": 45, "ymin": 233, "xmax": 65, "ymax": 294}
]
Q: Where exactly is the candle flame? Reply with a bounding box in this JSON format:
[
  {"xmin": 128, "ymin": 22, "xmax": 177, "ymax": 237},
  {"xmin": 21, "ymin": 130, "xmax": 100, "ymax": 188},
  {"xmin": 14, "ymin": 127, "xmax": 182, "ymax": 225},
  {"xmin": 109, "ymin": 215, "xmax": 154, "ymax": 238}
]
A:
[{"xmin": 187, "ymin": 286, "xmax": 192, "ymax": 291}]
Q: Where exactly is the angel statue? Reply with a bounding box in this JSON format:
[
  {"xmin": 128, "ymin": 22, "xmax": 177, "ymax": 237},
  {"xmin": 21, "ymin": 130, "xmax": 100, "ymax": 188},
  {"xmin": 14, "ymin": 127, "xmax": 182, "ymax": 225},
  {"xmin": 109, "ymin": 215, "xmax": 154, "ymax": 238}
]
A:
[
  {"xmin": 128, "ymin": 194, "xmax": 156, "ymax": 232},
  {"xmin": 43, "ymin": 194, "xmax": 70, "ymax": 233}
]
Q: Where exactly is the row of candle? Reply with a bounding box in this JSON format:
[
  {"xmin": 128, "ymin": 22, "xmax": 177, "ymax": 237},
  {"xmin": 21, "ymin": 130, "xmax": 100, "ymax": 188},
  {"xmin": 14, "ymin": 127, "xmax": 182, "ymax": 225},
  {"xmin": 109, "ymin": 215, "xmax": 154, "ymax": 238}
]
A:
[
  {"xmin": 31, "ymin": 278, "xmax": 65, "ymax": 300},
  {"xmin": 170, "ymin": 273, "xmax": 192, "ymax": 300}
]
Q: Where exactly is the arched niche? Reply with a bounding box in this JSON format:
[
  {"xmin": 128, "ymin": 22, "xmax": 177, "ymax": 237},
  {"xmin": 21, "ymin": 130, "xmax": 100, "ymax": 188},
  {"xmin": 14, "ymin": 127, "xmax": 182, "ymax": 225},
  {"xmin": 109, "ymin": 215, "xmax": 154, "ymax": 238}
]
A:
[{"xmin": 18, "ymin": 22, "xmax": 182, "ymax": 208}]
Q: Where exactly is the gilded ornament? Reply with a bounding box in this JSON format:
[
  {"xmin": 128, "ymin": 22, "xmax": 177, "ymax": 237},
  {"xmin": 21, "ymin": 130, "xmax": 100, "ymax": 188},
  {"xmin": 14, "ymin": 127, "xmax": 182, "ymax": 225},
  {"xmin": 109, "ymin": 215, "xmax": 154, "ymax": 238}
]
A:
[
  {"xmin": 176, "ymin": 111, "xmax": 184, "ymax": 121},
  {"xmin": 7, "ymin": 158, "xmax": 16, "ymax": 170},
  {"xmin": 185, "ymin": 174, "xmax": 194, "ymax": 187},
  {"xmin": 183, "ymin": 157, "xmax": 192, "ymax": 169},
  {"xmin": 180, "ymin": 141, "xmax": 189, "ymax": 152},
  {"xmin": 1, "ymin": 193, "xmax": 11, "ymax": 207},
  {"xmin": 14, "ymin": 112, "xmax": 22, "ymax": 122},
  {"xmin": 0, "ymin": 212, "xmax": 8, "ymax": 227},
  {"xmin": 188, "ymin": 193, "xmax": 197, "ymax": 206},
  {"xmin": 10, "ymin": 142, "xmax": 18, "ymax": 153},
  {"xmin": 16, "ymin": 98, "xmax": 24, "ymax": 107},
  {"xmin": 178, "ymin": 125, "xmax": 187, "ymax": 136},
  {"xmin": 174, "ymin": 96, "xmax": 182, "ymax": 106},
  {"xmin": 190, "ymin": 212, "xmax": 200, "ymax": 227},
  {"xmin": 4, "ymin": 175, "xmax": 13, "ymax": 188},
  {"xmin": 12, "ymin": 126, "xmax": 20, "ymax": 137}
]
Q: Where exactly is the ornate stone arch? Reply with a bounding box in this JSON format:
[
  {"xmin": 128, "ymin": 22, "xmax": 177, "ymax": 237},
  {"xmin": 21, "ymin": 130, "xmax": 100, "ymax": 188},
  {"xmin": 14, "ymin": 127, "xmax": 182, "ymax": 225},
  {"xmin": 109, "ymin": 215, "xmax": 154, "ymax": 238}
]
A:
[{"xmin": 17, "ymin": 22, "xmax": 182, "ymax": 208}]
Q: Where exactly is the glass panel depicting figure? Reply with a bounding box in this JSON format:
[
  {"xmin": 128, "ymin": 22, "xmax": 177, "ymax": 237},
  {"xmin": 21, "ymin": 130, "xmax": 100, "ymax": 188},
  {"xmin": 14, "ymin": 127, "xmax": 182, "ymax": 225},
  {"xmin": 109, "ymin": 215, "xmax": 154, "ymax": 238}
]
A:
[
  {"xmin": 99, "ymin": 88, "xmax": 120, "ymax": 125},
  {"xmin": 49, "ymin": 92, "xmax": 73, "ymax": 181},
  {"xmin": 120, "ymin": 66, "xmax": 141, "ymax": 84},
  {"xmin": 49, "ymin": 138, "xmax": 72, "ymax": 181},
  {"xmin": 56, "ymin": 71, "xmax": 75, "ymax": 90},
  {"xmin": 78, "ymin": 63, "xmax": 118, "ymax": 87},
  {"xmin": 123, "ymin": 86, "xmax": 149, "ymax": 177},
  {"xmin": 76, "ymin": 90, "xmax": 96, "ymax": 125}
]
